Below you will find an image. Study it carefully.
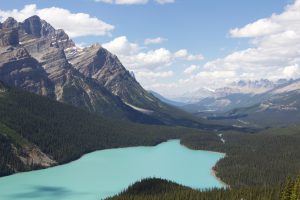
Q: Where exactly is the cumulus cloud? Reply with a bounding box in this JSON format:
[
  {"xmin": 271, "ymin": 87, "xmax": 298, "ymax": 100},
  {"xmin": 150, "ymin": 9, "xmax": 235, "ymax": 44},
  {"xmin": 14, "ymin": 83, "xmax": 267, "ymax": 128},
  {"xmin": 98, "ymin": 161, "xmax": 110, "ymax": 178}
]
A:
[
  {"xmin": 229, "ymin": 0, "xmax": 300, "ymax": 38},
  {"xmin": 175, "ymin": 49, "xmax": 204, "ymax": 61},
  {"xmin": 125, "ymin": 48, "xmax": 173, "ymax": 69},
  {"xmin": 0, "ymin": 4, "xmax": 114, "ymax": 38},
  {"xmin": 102, "ymin": 36, "xmax": 140, "ymax": 56},
  {"xmin": 136, "ymin": 70, "xmax": 174, "ymax": 79},
  {"xmin": 283, "ymin": 64, "xmax": 300, "ymax": 78},
  {"xmin": 144, "ymin": 37, "xmax": 167, "ymax": 45},
  {"xmin": 95, "ymin": 0, "xmax": 148, "ymax": 5},
  {"xmin": 103, "ymin": 37, "xmax": 173, "ymax": 69},
  {"xmin": 133, "ymin": 70, "xmax": 175, "ymax": 91},
  {"xmin": 184, "ymin": 65, "xmax": 199, "ymax": 74},
  {"xmin": 230, "ymin": 19, "xmax": 282, "ymax": 38},
  {"xmin": 103, "ymin": 36, "xmax": 204, "ymax": 70}
]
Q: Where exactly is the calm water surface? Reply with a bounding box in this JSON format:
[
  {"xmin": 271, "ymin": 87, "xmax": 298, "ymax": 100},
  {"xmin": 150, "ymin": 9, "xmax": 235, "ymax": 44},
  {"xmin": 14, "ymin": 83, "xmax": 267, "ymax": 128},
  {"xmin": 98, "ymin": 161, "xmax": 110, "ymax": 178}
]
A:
[{"xmin": 0, "ymin": 140, "xmax": 225, "ymax": 200}]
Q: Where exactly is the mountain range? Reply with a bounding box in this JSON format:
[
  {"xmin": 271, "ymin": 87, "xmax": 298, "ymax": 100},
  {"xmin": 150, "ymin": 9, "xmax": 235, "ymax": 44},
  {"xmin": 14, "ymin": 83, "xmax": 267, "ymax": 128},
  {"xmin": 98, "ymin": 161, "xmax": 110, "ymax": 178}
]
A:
[
  {"xmin": 175, "ymin": 78, "xmax": 300, "ymax": 128},
  {"xmin": 0, "ymin": 15, "xmax": 205, "ymax": 128},
  {"xmin": 180, "ymin": 79, "xmax": 295, "ymax": 113}
]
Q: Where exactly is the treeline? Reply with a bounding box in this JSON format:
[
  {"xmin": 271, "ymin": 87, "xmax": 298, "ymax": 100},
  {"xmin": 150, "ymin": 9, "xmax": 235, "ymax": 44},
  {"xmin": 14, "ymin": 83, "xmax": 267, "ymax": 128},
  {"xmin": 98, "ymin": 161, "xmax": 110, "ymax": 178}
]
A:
[
  {"xmin": 108, "ymin": 178, "xmax": 281, "ymax": 200},
  {"xmin": 109, "ymin": 172, "xmax": 300, "ymax": 200}
]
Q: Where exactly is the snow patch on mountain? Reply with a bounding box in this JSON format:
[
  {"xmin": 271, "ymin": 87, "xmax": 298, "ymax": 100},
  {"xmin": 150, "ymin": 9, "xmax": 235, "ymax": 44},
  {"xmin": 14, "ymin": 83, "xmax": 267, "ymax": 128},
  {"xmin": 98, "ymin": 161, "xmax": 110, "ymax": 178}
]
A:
[{"xmin": 125, "ymin": 103, "xmax": 154, "ymax": 115}]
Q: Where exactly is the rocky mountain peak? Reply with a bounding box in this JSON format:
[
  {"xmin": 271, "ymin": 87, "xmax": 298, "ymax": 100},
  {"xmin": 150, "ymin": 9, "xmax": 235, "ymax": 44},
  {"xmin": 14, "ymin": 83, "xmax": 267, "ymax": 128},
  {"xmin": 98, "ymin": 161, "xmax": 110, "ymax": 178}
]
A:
[
  {"xmin": 2, "ymin": 17, "xmax": 18, "ymax": 29},
  {"xmin": 16, "ymin": 16, "xmax": 75, "ymax": 50},
  {"xmin": 22, "ymin": 15, "xmax": 43, "ymax": 37},
  {"xmin": 67, "ymin": 44, "xmax": 150, "ymax": 105},
  {"xmin": 67, "ymin": 44, "xmax": 124, "ymax": 78},
  {"xmin": 232, "ymin": 79, "xmax": 275, "ymax": 88}
]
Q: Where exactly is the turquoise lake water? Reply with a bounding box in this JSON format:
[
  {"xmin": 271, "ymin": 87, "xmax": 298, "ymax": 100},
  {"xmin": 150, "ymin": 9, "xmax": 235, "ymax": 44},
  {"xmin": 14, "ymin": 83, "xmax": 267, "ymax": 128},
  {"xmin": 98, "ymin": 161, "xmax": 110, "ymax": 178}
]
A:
[{"xmin": 0, "ymin": 140, "xmax": 225, "ymax": 200}]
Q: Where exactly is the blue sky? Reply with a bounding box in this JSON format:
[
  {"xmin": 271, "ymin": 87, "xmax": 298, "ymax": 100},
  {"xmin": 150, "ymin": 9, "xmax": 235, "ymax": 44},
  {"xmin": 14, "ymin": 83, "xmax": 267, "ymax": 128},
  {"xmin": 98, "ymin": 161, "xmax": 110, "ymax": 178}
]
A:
[
  {"xmin": 2, "ymin": 0, "xmax": 289, "ymax": 58},
  {"xmin": 1, "ymin": 0, "xmax": 299, "ymax": 97}
]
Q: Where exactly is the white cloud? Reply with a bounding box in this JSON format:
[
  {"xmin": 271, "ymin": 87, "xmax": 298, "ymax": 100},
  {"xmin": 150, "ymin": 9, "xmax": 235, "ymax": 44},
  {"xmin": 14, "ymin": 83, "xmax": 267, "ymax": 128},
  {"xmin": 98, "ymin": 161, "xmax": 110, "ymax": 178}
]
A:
[
  {"xmin": 124, "ymin": 48, "xmax": 173, "ymax": 69},
  {"xmin": 184, "ymin": 65, "xmax": 199, "ymax": 74},
  {"xmin": 196, "ymin": 70, "xmax": 236, "ymax": 79},
  {"xmin": 134, "ymin": 70, "xmax": 175, "ymax": 91},
  {"xmin": 102, "ymin": 36, "xmax": 172, "ymax": 70},
  {"xmin": 283, "ymin": 64, "xmax": 300, "ymax": 78},
  {"xmin": 103, "ymin": 37, "xmax": 173, "ymax": 69},
  {"xmin": 136, "ymin": 70, "xmax": 174, "ymax": 79},
  {"xmin": 144, "ymin": 37, "xmax": 167, "ymax": 45},
  {"xmin": 145, "ymin": 82, "xmax": 177, "ymax": 92},
  {"xmin": 230, "ymin": 0, "xmax": 300, "ymax": 38},
  {"xmin": 174, "ymin": 49, "xmax": 188, "ymax": 58},
  {"xmin": 0, "ymin": 4, "xmax": 114, "ymax": 38},
  {"xmin": 230, "ymin": 18, "xmax": 282, "ymax": 38},
  {"xmin": 103, "ymin": 36, "xmax": 205, "ymax": 70},
  {"xmin": 95, "ymin": 0, "xmax": 148, "ymax": 4},
  {"xmin": 175, "ymin": 49, "xmax": 204, "ymax": 61},
  {"xmin": 102, "ymin": 36, "xmax": 140, "ymax": 56},
  {"xmin": 155, "ymin": 0, "xmax": 175, "ymax": 4}
]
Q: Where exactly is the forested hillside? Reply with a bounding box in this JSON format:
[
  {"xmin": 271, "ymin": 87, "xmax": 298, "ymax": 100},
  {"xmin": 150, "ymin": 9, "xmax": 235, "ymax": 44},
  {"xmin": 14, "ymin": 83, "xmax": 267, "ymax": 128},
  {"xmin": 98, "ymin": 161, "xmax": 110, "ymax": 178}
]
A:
[
  {"xmin": 0, "ymin": 83, "xmax": 211, "ymax": 177},
  {"xmin": 108, "ymin": 178, "xmax": 281, "ymax": 200},
  {"xmin": 109, "ymin": 170, "xmax": 300, "ymax": 200},
  {"xmin": 182, "ymin": 127, "xmax": 300, "ymax": 188}
]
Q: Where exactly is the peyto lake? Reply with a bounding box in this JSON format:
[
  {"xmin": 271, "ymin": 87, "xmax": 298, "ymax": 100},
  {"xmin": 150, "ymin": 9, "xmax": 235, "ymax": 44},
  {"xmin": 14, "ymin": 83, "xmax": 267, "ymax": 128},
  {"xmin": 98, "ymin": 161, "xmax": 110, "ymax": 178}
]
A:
[{"xmin": 0, "ymin": 140, "xmax": 225, "ymax": 200}]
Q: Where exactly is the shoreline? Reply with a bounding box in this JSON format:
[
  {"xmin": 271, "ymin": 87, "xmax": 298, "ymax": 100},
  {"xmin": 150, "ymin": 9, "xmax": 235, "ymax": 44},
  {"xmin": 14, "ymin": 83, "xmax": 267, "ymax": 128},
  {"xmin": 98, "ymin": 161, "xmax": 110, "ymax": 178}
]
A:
[
  {"xmin": 211, "ymin": 167, "xmax": 229, "ymax": 188},
  {"xmin": 2, "ymin": 138, "xmax": 229, "ymax": 187},
  {"xmin": 0, "ymin": 139, "xmax": 172, "ymax": 178}
]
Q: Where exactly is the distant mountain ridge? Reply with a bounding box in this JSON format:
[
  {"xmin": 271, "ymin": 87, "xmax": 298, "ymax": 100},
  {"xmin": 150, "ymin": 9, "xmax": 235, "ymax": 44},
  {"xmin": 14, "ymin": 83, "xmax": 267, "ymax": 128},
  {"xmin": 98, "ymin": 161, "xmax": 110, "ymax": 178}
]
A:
[
  {"xmin": 188, "ymin": 79, "xmax": 300, "ymax": 128},
  {"xmin": 0, "ymin": 15, "xmax": 208, "ymax": 127},
  {"xmin": 181, "ymin": 79, "xmax": 294, "ymax": 113}
]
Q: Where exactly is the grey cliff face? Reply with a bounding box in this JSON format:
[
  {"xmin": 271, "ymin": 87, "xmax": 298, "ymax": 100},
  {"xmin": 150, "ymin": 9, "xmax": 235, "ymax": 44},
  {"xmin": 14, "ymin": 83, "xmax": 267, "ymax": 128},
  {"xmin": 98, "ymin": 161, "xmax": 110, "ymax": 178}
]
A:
[
  {"xmin": 67, "ymin": 44, "xmax": 159, "ymax": 109},
  {"xmin": 22, "ymin": 15, "xmax": 44, "ymax": 37},
  {"xmin": 0, "ymin": 28, "xmax": 19, "ymax": 47},
  {"xmin": 0, "ymin": 45, "xmax": 54, "ymax": 97}
]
